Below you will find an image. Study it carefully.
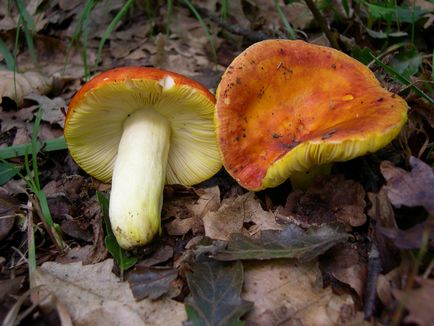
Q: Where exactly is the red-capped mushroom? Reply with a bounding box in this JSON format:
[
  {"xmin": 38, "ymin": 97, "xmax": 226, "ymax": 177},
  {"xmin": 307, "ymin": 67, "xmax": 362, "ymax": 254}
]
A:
[{"xmin": 216, "ymin": 40, "xmax": 408, "ymax": 190}]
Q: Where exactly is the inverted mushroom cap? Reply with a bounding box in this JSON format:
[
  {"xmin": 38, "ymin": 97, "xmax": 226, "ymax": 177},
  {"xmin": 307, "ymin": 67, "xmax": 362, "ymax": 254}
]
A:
[
  {"xmin": 65, "ymin": 67, "xmax": 221, "ymax": 186},
  {"xmin": 216, "ymin": 40, "xmax": 408, "ymax": 191}
]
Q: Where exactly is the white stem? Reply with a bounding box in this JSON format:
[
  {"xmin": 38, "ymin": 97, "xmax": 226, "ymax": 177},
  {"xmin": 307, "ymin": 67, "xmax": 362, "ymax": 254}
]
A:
[{"xmin": 109, "ymin": 109, "xmax": 170, "ymax": 249}]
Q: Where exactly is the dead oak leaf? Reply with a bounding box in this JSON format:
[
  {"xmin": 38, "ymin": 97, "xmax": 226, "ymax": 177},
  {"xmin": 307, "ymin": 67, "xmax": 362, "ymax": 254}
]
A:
[
  {"xmin": 277, "ymin": 175, "xmax": 366, "ymax": 228},
  {"xmin": 392, "ymin": 277, "xmax": 434, "ymax": 326},
  {"xmin": 25, "ymin": 93, "xmax": 66, "ymax": 127},
  {"xmin": 242, "ymin": 259, "xmax": 366, "ymax": 326},
  {"xmin": 203, "ymin": 192, "xmax": 281, "ymax": 241},
  {"xmin": 380, "ymin": 156, "xmax": 434, "ymax": 214},
  {"xmin": 0, "ymin": 71, "xmax": 52, "ymax": 107},
  {"xmin": 164, "ymin": 186, "xmax": 220, "ymax": 236},
  {"xmin": 31, "ymin": 259, "xmax": 186, "ymax": 326}
]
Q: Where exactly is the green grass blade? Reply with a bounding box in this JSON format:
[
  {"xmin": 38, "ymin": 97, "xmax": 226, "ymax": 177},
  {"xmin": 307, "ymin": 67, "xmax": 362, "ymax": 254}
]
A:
[
  {"xmin": 370, "ymin": 54, "xmax": 434, "ymax": 105},
  {"xmin": 31, "ymin": 108, "xmax": 44, "ymax": 190},
  {"xmin": 0, "ymin": 39, "xmax": 16, "ymax": 71},
  {"xmin": 13, "ymin": 0, "xmax": 36, "ymax": 31},
  {"xmin": 220, "ymin": 0, "xmax": 228, "ymax": 20},
  {"xmin": 166, "ymin": 0, "xmax": 174, "ymax": 35},
  {"xmin": 0, "ymin": 137, "xmax": 67, "ymax": 160},
  {"xmin": 14, "ymin": 0, "xmax": 38, "ymax": 65},
  {"xmin": 274, "ymin": 0, "xmax": 297, "ymax": 39},
  {"xmin": 64, "ymin": 0, "xmax": 96, "ymax": 77},
  {"xmin": 182, "ymin": 0, "xmax": 217, "ymax": 63},
  {"xmin": 96, "ymin": 0, "xmax": 134, "ymax": 67}
]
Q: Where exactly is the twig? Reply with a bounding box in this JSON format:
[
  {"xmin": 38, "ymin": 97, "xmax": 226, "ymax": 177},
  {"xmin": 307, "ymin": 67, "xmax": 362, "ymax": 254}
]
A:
[
  {"xmin": 364, "ymin": 241, "xmax": 382, "ymax": 320},
  {"xmin": 304, "ymin": 0, "xmax": 341, "ymax": 50},
  {"xmin": 179, "ymin": 3, "xmax": 273, "ymax": 43}
]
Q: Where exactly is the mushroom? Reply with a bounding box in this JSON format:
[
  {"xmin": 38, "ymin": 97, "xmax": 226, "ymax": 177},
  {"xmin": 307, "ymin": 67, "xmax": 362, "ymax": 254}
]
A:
[
  {"xmin": 215, "ymin": 40, "xmax": 408, "ymax": 191},
  {"xmin": 65, "ymin": 67, "xmax": 222, "ymax": 249}
]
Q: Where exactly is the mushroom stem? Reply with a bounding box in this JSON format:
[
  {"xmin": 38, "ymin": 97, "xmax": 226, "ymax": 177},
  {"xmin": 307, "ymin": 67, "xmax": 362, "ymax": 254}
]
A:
[{"xmin": 109, "ymin": 109, "xmax": 170, "ymax": 249}]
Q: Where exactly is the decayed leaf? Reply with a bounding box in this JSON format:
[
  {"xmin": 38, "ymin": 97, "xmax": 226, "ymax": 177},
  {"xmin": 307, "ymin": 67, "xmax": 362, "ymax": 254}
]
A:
[
  {"xmin": 127, "ymin": 266, "xmax": 178, "ymax": 300},
  {"xmin": 31, "ymin": 259, "xmax": 186, "ymax": 326},
  {"xmin": 320, "ymin": 243, "xmax": 368, "ymax": 299},
  {"xmin": 203, "ymin": 192, "xmax": 281, "ymax": 241},
  {"xmin": 367, "ymin": 190, "xmax": 401, "ymax": 273},
  {"xmin": 25, "ymin": 94, "xmax": 66, "ymax": 127},
  {"xmin": 0, "ymin": 192, "xmax": 20, "ymax": 241},
  {"xmin": 277, "ymin": 176, "xmax": 366, "ymax": 228},
  {"xmin": 164, "ymin": 186, "xmax": 220, "ymax": 236},
  {"xmin": 211, "ymin": 224, "xmax": 348, "ymax": 262},
  {"xmin": 0, "ymin": 70, "xmax": 52, "ymax": 106},
  {"xmin": 185, "ymin": 260, "xmax": 253, "ymax": 326},
  {"xmin": 378, "ymin": 221, "xmax": 434, "ymax": 250},
  {"xmin": 393, "ymin": 278, "xmax": 434, "ymax": 326},
  {"xmin": 242, "ymin": 260, "xmax": 364, "ymax": 326},
  {"xmin": 380, "ymin": 156, "xmax": 434, "ymax": 213}
]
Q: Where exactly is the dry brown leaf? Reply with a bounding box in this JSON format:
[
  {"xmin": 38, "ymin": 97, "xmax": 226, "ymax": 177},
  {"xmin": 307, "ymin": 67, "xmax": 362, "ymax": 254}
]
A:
[
  {"xmin": 25, "ymin": 94, "xmax": 66, "ymax": 127},
  {"xmin": 203, "ymin": 192, "xmax": 281, "ymax": 241},
  {"xmin": 0, "ymin": 193, "xmax": 20, "ymax": 241},
  {"xmin": 242, "ymin": 259, "xmax": 365, "ymax": 326},
  {"xmin": 278, "ymin": 176, "xmax": 366, "ymax": 228},
  {"xmin": 320, "ymin": 243, "xmax": 368, "ymax": 299},
  {"xmin": 392, "ymin": 278, "xmax": 434, "ymax": 326},
  {"xmin": 0, "ymin": 71, "xmax": 52, "ymax": 106},
  {"xmin": 164, "ymin": 186, "xmax": 220, "ymax": 236},
  {"xmin": 380, "ymin": 156, "xmax": 434, "ymax": 214},
  {"xmin": 31, "ymin": 259, "xmax": 186, "ymax": 326}
]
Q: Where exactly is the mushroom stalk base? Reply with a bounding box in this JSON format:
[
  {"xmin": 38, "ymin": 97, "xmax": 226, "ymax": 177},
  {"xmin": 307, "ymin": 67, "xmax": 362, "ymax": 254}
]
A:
[{"xmin": 109, "ymin": 109, "xmax": 170, "ymax": 249}]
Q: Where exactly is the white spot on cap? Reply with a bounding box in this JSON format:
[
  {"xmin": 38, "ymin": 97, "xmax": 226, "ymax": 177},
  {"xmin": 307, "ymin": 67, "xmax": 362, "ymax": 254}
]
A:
[{"xmin": 159, "ymin": 76, "xmax": 175, "ymax": 90}]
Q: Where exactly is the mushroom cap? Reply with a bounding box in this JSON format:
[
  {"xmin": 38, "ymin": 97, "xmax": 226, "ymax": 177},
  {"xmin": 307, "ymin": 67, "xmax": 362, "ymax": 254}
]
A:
[
  {"xmin": 215, "ymin": 40, "xmax": 408, "ymax": 191},
  {"xmin": 65, "ymin": 67, "xmax": 221, "ymax": 186}
]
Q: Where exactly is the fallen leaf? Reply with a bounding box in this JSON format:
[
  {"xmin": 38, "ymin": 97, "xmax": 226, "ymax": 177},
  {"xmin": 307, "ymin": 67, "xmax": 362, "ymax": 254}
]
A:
[
  {"xmin": 211, "ymin": 224, "xmax": 348, "ymax": 262},
  {"xmin": 137, "ymin": 245, "xmax": 174, "ymax": 267},
  {"xmin": 31, "ymin": 259, "xmax": 186, "ymax": 326},
  {"xmin": 0, "ymin": 192, "xmax": 20, "ymax": 240},
  {"xmin": 127, "ymin": 266, "xmax": 179, "ymax": 300},
  {"xmin": 185, "ymin": 260, "xmax": 253, "ymax": 326},
  {"xmin": 380, "ymin": 156, "xmax": 434, "ymax": 213},
  {"xmin": 277, "ymin": 175, "xmax": 366, "ymax": 228},
  {"xmin": 367, "ymin": 190, "xmax": 401, "ymax": 273},
  {"xmin": 378, "ymin": 221, "xmax": 434, "ymax": 250},
  {"xmin": 164, "ymin": 186, "xmax": 220, "ymax": 236},
  {"xmin": 25, "ymin": 94, "xmax": 66, "ymax": 127},
  {"xmin": 203, "ymin": 192, "xmax": 281, "ymax": 241},
  {"xmin": 242, "ymin": 259, "xmax": 364, "ymax": 325},
  {"xmin": 320, "ymin": 242, "xmax": 368, "ymax": 299},
  {"xmin": 393, "ymin": 277, "xmax": 434, "ymax": 326},
  {"xmin": 0, "ymin": 71, "xmax": 52, "ymax": 107}
]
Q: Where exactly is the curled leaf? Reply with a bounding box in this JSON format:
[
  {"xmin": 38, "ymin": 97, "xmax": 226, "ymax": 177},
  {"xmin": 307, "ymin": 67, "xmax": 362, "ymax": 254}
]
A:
[{"xmin": 0, "ymin": 70, "xmax": 52, "ymax": 106}]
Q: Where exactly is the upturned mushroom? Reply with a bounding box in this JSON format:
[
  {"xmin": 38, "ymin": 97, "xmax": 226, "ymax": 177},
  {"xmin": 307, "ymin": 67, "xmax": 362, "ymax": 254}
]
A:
[
  {"xmin": 215, "ymin": 40, "xmax": 408, "ymax": 191},
  {"xmin": 65, "ymin": 67, "xmax": 221, "ymax": 249}
]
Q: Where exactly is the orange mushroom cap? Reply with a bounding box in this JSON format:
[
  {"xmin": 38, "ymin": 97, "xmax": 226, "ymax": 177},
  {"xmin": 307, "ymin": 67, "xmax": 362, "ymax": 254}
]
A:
[{"xmin": 215, "ymin": 40, "xmax": 408, "ymax": 191}]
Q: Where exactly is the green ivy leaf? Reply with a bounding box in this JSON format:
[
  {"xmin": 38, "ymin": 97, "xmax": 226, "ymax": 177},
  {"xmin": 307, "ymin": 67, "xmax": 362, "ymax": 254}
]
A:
[
  {"xmin": 0, "ymin": 162, "xmax": 20, "ymax": 185},
  {"xmin": 185, "ymin": 260, "xmax": 253, "ymax": 326},
  {"xmin": 210, "ymin": 224, "xmax": 348, "ymax": 262},
  {"xmin": 97, "ymin": 191, "xmax": 137, "ymax": 271},
  {"xmin": 390, "ymin": 48, "xmax": 422, "ymax": 79}
]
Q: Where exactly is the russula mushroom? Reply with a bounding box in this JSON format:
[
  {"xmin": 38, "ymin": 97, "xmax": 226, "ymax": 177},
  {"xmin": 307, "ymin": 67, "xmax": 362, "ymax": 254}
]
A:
[
  {"xmin": 215, "ymin": 40, "xmax": 408, "ymax": 191},
  {"xmin": 65, "ymin": 67, "xmax": 221, "ymax": 249}
]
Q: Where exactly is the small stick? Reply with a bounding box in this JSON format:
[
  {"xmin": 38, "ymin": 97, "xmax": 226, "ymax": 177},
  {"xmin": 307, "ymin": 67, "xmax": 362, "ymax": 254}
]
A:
[
  {"xmin": 364, "ymin": 241, "xmax": 382, "ymax": 319},
  {"xmin": 304, "ymin": 0, "xmax": 341, "ymax": 50}
]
